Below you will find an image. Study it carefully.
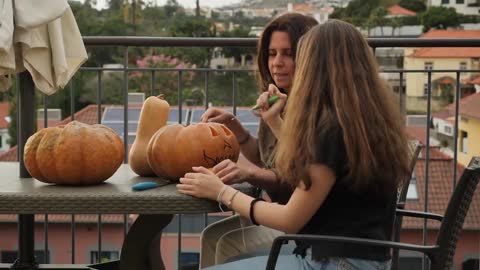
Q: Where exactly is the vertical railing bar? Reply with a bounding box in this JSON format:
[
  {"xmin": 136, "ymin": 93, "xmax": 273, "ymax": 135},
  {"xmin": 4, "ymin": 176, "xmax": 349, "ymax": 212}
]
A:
[
  {"xmin": 204, "ymin": 70, "xmax": 209, "ymax": 110},
  {"xmin": 124, "ymin": 215, "xmax": 128, "ymax": 239},
  {"xmin": 71, "ymin": 215, "xmax": 75, "ymax": 264},
  {"xmin": 123, "ymin": 46, "xmax": 129, "ymax": 163},
  {"xmin": 178, "ymin": 71, "xmax": 183, "ymax": 124},
  {"xmin": 97, "ymin": 70, "xmax": 103, "ymax": 124},
  {"xmin": 399, "ymin": 72, "xmax": 404, "ymax": 114},
  {"xmin": 123, "ymin": 47, "xmax": 130, "ymax": 241},
  {"xmin": 43, "ymin": 95, "xmax": 48, "ymax": 128},
  {"xmin": 232, "ymin": 72, "xmax": 237, "ymax": 116},
  {"xmin": 204, "ymin": 70, "xmax": 209, "ymax": 227},
  {"xmin": 44, "ymin": 215, "xmax": 48, "ymax": 263},
  {"xmin": 453, "ymin": 71, "xmax": 461, "ymax": 188},
  {"xmin": 422, "ymin": 71, "xmax": 433, "ymax": 270},
  {"xmin": 17, "ymin": 71, "xmax": 36, "ymax": 268},
  {"xmin": 151, "ymin": 70, "xmax": 156, "ymax": 96},
  {"xmin": 177, "ymin": 214, "xmax": 182, "ymax": 270},
  {"xmin": 70, "ymin": 78, "xmax": 76, "ymax": 264},
  {"xmin": 43, "ymin": 92, "xmax": 49, "ymax": 265},
  {"xmin": 177, "ymin": 69, "xmax": 183, "ymax": 269},
  {"xmin": 97, "ymin": 214, "xmax": 102, "ymax": 263},
  {"xmin": 70, "ymin": 81, "xmax": 75, "ymax": 121}
]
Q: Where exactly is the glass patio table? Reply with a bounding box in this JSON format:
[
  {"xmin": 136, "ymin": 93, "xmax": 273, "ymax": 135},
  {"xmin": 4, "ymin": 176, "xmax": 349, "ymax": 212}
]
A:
[{"xmin": 0, "ymin": 162, "xmax": 256, "ymax": 270}]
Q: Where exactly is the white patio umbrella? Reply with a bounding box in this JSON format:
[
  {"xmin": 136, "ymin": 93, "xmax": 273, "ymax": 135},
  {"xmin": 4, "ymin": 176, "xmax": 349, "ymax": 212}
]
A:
[{"xmin": 0, "ymin": 0, "xmax": 88, "ymax": 95}]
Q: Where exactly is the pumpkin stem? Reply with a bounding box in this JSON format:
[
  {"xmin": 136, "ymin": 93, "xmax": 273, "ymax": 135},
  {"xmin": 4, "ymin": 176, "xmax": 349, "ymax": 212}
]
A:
[{"xmin": 157, "ymin": 94, "xmax": 165, "ymax": 99}]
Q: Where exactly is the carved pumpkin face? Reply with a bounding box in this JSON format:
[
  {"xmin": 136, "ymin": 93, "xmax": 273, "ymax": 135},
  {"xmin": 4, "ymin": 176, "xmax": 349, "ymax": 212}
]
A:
[{"xmin": 147, "ymin": 123, "xmax": 240, "ymax": 180}]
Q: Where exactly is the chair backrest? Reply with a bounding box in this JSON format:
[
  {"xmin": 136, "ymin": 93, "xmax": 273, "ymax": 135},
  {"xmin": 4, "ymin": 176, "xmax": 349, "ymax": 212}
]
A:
[
  {"xmin": 391, "ymin": 140, "xmax": 422, "ymax": 270},
  {"xmin": 433, "ymin": 156, "xmax": 480, "ymax": 270}
]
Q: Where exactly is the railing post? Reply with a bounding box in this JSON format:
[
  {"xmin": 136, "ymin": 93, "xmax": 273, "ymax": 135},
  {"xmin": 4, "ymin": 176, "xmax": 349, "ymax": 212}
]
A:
[{"xmin": 14, "ymin": 71, "xmax": 37, "ymax": 269}]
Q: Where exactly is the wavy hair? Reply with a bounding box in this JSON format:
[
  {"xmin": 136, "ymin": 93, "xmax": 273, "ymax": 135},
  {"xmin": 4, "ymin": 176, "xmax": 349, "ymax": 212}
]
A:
[
  {"xmin": 256, "ymin": 13, "xmax": 318, "ymax": 93},
  {"xmin": 276, "ymin": 20, "xmax": 410, "ymax": 193}
]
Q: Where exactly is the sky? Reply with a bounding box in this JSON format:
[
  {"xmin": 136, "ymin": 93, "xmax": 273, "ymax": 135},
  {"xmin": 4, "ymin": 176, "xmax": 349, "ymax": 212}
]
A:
[{"xmin": 77, "ymin": 0, "xmax": 244, "ymax": 9}]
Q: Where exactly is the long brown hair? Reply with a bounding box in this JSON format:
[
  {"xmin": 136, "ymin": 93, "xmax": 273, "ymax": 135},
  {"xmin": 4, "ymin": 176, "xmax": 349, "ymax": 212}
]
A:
[
  {"xmin": 256, "ymin": 13, "xmax": 318, "ymax": 92},
  {"xmin": 276, "ymin": 20, "xmax": 410, "ymax": 193}
]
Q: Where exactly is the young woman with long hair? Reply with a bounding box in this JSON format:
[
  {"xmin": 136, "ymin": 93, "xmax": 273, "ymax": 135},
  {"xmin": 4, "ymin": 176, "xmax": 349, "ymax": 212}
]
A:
[
  {"xmin": 179, "ymin": 19, "xmax": 410, "ymax": 269},
  {"xmin": 198, "ymin": 13, "xmax": 318, "ymax": 268}
]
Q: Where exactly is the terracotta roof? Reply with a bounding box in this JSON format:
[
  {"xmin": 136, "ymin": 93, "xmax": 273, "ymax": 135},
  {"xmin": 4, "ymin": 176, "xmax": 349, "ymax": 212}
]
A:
[
  {"xmin": 293, "ymin": 4, "xmax": 316, "ymax": 12},
  {"xmin": 388, "ymin": 5, "xmax": 416, "ymax": 16},
  {"xmin": 408, "ymin": 30, "xmax": 480, "ymax": 58},
  {"xmin": 404, "ymin": 129, "xmax": 479, "ymax": 230},
  {"xmin": 0, "ymin": 102, "xmax": 10, "ymax": 129},
  {"xmin": 464, "ymin": 75, "xmax": 480, "ymax": 85},
  {"xmin": 0, "ymin": 104, "xmax": 106, "ymax": 162},
  {"xmin": 444, "ymin": 92, "xmax": 480, "ymax": 120}
]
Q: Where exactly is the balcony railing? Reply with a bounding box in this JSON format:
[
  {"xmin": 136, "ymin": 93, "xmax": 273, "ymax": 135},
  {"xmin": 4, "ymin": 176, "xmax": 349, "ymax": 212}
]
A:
[{"xmin": 1, "ymin": 37, "xmax": 480, "ymax": 270}]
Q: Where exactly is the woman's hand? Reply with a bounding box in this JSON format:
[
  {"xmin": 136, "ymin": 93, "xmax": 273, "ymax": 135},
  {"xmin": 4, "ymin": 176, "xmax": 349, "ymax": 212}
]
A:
[
  {"xmin": 253, "ymin": 84, "xmax": 287, "ymax": 123},
  {"xmin": 177, "ymin": 166, "xmax": 226, "ymax": 201},
  {"xmin": 212, "ymin": 159, "xmax": 252, "ymax": 185},
  {"xmin": 200, "ymin": 107, "xmax": 234, "ymax": 124}
]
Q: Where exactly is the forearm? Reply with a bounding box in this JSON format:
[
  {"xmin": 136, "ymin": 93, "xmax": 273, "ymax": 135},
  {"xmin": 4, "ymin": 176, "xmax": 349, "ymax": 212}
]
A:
[
  {"xmin": 220, "ymin": 186, "xmax": 297, "ymax": 233},
  {"xmin": 264, "ymin": 115, "xmax": 283, "ymax": 139},
  {"xmin": 224, "ymin": 117, "xmax": 262, "ymax": 165}
]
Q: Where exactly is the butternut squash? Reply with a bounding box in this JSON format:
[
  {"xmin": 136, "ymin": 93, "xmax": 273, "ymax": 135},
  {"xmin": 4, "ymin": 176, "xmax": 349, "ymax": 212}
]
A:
[{"xmin": 129, "ymin": 94, "xmax": 170, "ymax": 176}]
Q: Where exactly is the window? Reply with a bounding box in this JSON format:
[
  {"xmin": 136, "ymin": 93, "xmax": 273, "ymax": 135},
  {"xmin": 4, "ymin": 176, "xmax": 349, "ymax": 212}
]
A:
[
  {"xmin": 441, "ymin": 0, "xmax": 449, "ymax": 3},
  {"xmin": 180, "ymin": 252, "xmax": 199, "ymax": 265},
  {"xmin": 1, "ymin": 250, "xmax": 49, "ymax": 264},
  {"xmin": 424, "ymin": 62, "xmax": 433, "ymax": 72},
  {"xmin": 456, "ymin": 0, "xmax": 464, "ymax": 3},
  {"xmin": 460, "ymin": 62, "xmax": 467, "ymax": 70},
  {"xmin": 90, "ymin": 251, "xmax": 119, "ymax": 264},
  {"xmin": 406, "ymin": 172, "xmax": 419, "ymax": 200},
  {"xmin": 460, "ymin": 130, "xmax": 468, "ymax": 153},
  {"xmin": 444, "ymin": 125, "xmax": 452, "ymax": 135},
  {"xmin": 0, "ymin": 135, "xmax": 2, "ymax": 148}
]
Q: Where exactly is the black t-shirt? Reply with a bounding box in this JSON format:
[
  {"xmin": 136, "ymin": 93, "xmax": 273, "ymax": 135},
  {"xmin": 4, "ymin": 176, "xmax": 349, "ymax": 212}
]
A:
[{"xmin": 298, "ymin": 123, "xmax": 396, "ymax": 261}]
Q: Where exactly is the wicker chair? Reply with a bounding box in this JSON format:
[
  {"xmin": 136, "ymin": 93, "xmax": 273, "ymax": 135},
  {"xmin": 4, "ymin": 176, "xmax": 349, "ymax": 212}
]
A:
[{"xmin": 266, "ymin": 156, "xmax": 480, "ymax": 270}]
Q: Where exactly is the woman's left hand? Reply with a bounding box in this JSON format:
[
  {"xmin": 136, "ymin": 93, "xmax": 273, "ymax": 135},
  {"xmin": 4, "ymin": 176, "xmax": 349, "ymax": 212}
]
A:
[{"xmin": 177, "ymin": 166, "xmax": 226, "ymax": 201}]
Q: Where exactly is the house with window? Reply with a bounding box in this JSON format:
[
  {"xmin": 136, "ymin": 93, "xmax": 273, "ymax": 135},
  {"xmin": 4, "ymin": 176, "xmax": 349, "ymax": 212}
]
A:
[
  {"xmin": 404, "ymin": 30, "xmax": 480, "ymax": 113},
  {"xmin": 429, "ymin": 0, "xmax": 480, "ymax": 15}
]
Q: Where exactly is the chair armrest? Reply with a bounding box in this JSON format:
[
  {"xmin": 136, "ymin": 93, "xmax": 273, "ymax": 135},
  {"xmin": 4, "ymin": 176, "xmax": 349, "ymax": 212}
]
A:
[
  {"xmin": 266, "ymin": 234, "xmax": 439, "ymax": 270},
  {"xmin": 396, "ymin": 209, "xmax": 443, "ymax": 222}
]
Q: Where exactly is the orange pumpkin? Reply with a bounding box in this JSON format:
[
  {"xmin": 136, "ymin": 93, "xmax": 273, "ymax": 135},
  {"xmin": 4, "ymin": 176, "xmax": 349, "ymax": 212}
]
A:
[
  {"xmin": 147, "ymin": 123, "xmax": 240, "ymax": 180},
  {"xmin": 24, "ymin": 121, "xmax": 124, "ymax": 185}
]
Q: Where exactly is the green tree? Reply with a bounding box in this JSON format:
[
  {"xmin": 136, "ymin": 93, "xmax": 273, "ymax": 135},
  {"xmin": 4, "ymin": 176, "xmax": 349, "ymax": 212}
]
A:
[
  {"xmin": 421, "ymin": 6, "xmax": 460, "ymax": 32},
  {"xmin": 160, "ymin": 15, "xmax": 216, "ymax": 67},
  {"xmin": 369, "ymin": 7, "xmax": 388, "ymax": 36},
  {"xmin": 398, "ymin": 0, "xmax": 426, "ymax": 13},
  {"xmin": 165, "ymin": 0, "xmax": 181, "ymax": 17},
  {"xmin": 220, "ymin": 27, "xmax": 256, "ymax": 60}
]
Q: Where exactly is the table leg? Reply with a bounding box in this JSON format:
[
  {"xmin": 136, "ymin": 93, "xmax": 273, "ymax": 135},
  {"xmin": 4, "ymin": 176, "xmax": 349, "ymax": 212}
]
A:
[{"xmin": 119, "ymin": 214, "xmax": 173, "ymax": 270}]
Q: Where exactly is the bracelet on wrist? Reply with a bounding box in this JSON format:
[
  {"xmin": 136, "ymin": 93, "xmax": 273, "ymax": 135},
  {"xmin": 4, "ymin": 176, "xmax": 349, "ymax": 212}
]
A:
[{"xmin": 249, "ymin": 197, "xmax": 265, "ymax": 226}]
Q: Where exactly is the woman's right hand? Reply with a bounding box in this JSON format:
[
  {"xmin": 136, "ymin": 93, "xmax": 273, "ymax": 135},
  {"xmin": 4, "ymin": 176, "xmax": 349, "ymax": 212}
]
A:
[
  {"xmin": 200, "ymin": 107, "xmax": 234, "ymax": 124},
  {"xmin": 212, "ymin": 159, "xmax": 252, "ymax": 185}
]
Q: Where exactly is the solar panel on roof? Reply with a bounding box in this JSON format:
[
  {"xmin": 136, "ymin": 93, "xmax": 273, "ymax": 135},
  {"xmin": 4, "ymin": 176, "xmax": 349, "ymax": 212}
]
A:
[
  {"xmin": 167, "ymin": 108, "xmax": 188, "ymax": 124},
  {"xmin": 191, "ymin": 108, "xmax": 259, "ymax": 124},
  {"xmin": 102, "ymin": 108, "xmax": 141, "ymax": 122}
]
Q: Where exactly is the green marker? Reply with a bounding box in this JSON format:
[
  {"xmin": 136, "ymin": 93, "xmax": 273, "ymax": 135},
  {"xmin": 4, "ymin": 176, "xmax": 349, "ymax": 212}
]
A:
[{"xmin": 251, "ymin": 95, "xmax": 279, "ymax": 110}]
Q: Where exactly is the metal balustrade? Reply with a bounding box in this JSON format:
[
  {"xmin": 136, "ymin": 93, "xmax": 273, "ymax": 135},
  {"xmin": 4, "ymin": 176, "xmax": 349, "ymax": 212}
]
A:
[{"xmin": 1, "ymin": 37, "xmax": 479, "ymax": 269}]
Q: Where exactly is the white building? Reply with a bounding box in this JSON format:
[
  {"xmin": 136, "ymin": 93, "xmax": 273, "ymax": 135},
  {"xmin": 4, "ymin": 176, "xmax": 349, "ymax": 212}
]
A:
[{"xmin": 428, "ymin": 0, "xmax": 480, "ymax": 15}]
